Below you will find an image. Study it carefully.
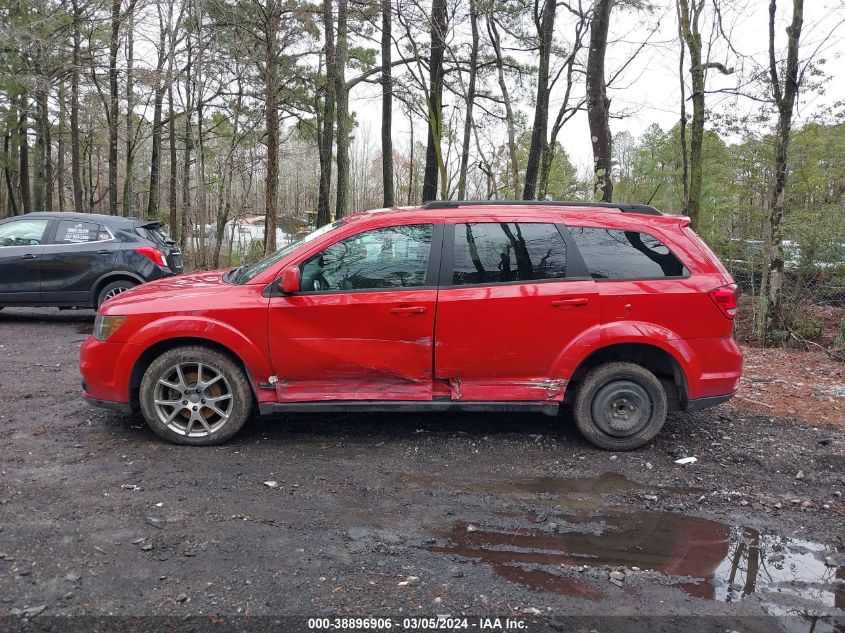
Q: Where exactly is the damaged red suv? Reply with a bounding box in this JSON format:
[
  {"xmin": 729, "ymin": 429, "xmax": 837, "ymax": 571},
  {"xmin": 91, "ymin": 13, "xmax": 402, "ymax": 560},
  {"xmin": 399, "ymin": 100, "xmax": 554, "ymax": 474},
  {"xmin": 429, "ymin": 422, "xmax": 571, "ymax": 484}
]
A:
[{"xmin": 80, "ymin": 201, "xmax": 742, "ymax": 450}]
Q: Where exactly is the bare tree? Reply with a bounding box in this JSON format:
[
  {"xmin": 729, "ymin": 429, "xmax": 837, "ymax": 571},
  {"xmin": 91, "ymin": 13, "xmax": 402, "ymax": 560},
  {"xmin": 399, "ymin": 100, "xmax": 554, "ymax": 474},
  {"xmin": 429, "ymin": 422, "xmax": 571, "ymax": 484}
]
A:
[
  {"xmin": 761, "ymin": 0, "xmax": 803, "ymax": 344},
  {"xmin": 586, "ymin": 0, "xmax": 613, "ymax": 202}
]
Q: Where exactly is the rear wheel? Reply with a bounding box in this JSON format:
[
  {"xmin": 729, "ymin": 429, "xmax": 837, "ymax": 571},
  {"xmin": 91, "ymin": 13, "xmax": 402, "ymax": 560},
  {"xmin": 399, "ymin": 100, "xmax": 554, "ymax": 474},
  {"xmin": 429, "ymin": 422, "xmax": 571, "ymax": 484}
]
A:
[
  {"xmin": 573, "ymin": 362, "xmax": 667, "ymax": 451},
  {"xmin": 139, "ymin": 346, "xmax": 252, "ymax": 445},
  {"xmin": 97, "ymin": 280, "xmax": 137, "ymax": 307}
]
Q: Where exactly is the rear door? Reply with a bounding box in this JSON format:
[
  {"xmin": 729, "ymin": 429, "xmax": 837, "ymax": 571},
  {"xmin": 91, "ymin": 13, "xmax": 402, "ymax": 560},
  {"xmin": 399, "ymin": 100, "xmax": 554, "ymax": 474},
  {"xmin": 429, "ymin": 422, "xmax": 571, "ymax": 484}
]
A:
[
  {"xmin": 0, "ymin": 217, "xmax": 51, "ymax": 303},
  {"xmin": 40, "ymin": 220, "xmax": 119, "ymax": 304},
  {"xmin": 267, "ymin": 223, "xmax": 441, "ymax": 401},
  {"xmin": 433, "ymin": 222, "xmax": 599, "ymax": 402}
]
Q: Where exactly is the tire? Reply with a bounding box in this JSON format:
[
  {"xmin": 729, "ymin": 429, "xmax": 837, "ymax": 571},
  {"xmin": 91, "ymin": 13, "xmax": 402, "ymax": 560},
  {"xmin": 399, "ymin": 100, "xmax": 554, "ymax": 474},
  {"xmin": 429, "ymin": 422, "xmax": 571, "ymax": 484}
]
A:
[
  {"xmin": 97, "ymin": 279, "xmax": 137, "ymax": 307},
  {"xmin": 572, "ymin": 362, "xmax": 667, "ymax": 451},
  {"xmin": 139, "ymin": 346, "xmax": 252, "ymax": 446}
]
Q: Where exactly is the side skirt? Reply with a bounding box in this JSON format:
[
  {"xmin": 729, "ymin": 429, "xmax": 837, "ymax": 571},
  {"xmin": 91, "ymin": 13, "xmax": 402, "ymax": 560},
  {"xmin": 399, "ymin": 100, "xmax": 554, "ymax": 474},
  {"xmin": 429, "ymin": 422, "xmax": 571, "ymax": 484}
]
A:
[{"xmin": 258, "ymin": 400, "xmax": 560, "ymax": 417}]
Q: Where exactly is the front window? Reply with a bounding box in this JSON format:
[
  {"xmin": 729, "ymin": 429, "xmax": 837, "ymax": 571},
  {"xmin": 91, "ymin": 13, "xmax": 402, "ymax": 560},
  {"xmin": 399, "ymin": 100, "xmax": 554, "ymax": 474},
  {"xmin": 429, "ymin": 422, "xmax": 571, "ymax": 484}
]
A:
[
  {"xmin": 229, "ymin": 220, "xmax": 344, "ymax": 284},
  {"xmin": 300, "ymin": 224, "xmax": 433, "ymax": 291},
  {"xmin": 0, "ymin": 219, "xmax": 50, "ymax": 246}
]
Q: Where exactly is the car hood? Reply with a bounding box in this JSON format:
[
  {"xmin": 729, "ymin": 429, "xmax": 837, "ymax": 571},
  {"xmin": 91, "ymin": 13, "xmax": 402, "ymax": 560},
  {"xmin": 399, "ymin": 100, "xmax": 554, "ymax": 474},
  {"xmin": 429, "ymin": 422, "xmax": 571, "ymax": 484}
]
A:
[{"xmin": 100, "ymin": 270, "xmax": 233, "ymax": 314}]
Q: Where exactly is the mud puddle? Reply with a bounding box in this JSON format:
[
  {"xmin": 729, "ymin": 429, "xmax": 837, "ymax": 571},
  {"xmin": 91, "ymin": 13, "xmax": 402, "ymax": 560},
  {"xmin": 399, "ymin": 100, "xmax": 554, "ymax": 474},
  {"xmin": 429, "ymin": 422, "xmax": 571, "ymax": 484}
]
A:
[{"xmin": 422, "ymin": 473, "xmax": 844, "ymax": 614}]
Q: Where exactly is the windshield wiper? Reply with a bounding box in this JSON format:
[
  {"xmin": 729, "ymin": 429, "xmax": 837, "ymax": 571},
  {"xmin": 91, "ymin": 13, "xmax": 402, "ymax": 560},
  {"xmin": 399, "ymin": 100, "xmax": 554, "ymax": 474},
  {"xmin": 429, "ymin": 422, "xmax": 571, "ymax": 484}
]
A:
[{"xmin": 224, "ymin": 266, "xmax": 246, "ymax": 284}]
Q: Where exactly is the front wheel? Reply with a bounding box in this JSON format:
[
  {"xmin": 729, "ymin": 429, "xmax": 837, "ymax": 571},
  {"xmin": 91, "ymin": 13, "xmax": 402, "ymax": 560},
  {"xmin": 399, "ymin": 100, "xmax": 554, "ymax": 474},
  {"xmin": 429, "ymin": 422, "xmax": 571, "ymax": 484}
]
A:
[
  {"xmin": 139, "ymin": 346, "xmax": 252, "ymax": 445},
  {"xmin": 573, "ymin": 362, "xmax": 667, "ymax": 451}
]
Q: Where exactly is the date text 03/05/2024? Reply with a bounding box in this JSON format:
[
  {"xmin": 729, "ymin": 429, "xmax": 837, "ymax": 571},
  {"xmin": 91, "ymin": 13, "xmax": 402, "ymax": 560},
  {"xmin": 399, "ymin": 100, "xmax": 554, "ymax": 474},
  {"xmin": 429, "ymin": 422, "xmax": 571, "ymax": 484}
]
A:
[{"xmin": 306, "ymin": 617, "xmax": 528, "ymax": 630}]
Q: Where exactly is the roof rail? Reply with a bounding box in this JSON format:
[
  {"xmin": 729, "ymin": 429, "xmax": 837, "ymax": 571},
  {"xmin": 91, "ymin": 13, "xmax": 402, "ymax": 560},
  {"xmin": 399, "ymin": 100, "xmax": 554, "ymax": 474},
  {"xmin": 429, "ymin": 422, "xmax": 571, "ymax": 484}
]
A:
[{"xmin": 420, "ymin": 200, "xmax": 663, "ymax": 216}]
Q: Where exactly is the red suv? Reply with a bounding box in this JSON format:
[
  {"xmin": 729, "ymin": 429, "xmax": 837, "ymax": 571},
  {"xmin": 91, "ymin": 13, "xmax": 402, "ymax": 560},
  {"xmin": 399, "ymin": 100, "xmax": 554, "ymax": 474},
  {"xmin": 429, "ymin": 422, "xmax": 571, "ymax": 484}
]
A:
[{"xmin": 80, "ymin": 201, "xmax": 742, "ymax": 450}]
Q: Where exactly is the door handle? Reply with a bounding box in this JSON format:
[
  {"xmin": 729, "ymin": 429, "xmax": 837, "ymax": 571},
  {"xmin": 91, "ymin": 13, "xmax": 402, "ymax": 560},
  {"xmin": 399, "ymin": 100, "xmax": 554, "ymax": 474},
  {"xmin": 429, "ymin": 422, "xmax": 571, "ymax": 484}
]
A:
[
  {"xmin": 390, "ymin": 306, "xmax": 427, "ymax": 315},
  {"xmin": 551, "ymin": 297, "xmax": 589, "ymax": 307},
  {"xmin": 22, "ymin": 253, "xmax": 38, "ymax": 260},
  {"xmin": 97, "ymin": 249, "xmax": 111, "ymax": 255}
]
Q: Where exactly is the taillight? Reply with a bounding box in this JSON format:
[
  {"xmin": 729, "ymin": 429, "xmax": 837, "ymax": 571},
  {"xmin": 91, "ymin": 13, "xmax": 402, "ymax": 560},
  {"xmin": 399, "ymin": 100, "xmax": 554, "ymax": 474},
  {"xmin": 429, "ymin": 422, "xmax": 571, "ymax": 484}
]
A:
[
  {"xmin": 709, "ymin": 284, "xmax": 737, "ymax": 319},
  {"xmin": 135, "ymin": 246, "xmax": 168, "ymax": 268}
]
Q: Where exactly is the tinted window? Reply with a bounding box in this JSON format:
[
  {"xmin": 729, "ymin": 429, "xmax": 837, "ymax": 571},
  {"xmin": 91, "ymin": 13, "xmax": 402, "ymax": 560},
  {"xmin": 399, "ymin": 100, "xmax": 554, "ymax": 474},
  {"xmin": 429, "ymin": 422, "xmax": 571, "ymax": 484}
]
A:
[
  {"xmin": 136, "ymin": 224, "xmax": 174, "ymax": 245},
  {"xmin": 55, "ymin": 220, "xmax": 109, "ymax": 244},
  {"xmin": 452, "ymin": 223, "xmax": 568, "ymax": 285},
  {"xmin": 300, "ymin": 224, "xmax": 432, "ymax": 291},
  {"xmin": 0, "ymin": 219, "xmax": 50, "ymax": 246},
  {"xmin": 568, "ymin": 226, "xmax": 686, "ymax": 279}
]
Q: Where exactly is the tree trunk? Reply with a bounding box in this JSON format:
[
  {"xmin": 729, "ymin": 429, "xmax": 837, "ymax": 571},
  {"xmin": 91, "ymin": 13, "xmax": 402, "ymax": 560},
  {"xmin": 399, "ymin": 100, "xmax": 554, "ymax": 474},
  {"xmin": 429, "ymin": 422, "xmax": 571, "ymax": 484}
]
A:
[
  {"xmin": 334, "ymin": 0, "xmax": 349, "ymax": 217},
  {"xmin": 317, "ymin": 0, "xmax": 336, "ymax": 226},
  {"xmin": 380, "ymin": 0, "xmax": 394, "ymax": 207},
  {"xmin": 108, "ymin": 0, "xmax": 120, "ymax": 215},
  {"xmin": 146, "ymin": 6, "xmax": 167, "ymax": 220},
  {"xmin": 19, "ymin": 95, "xmax": 32, "ymax": 214},
  {"xmin": 457, "ymin": 0, "xmax": 479, "ymax": 201},
  {"xmin": 487, "ymin": 12, "xmax": 519, "ymax": 198},
  {"xmin": 422, "ymin": 0, "xmax": 447, "ymax": 203},
  {"xmin": 194, "ymin": 0, "xmax": 208, "ymax": 264},
  {"xmin": 523, "ymin": 0, "xmax": 556, "ymax": 200},
  {"xmin": 586, "ymin": 0, "xmax": 613, "ymax": 202},
  {"xmin": 57, "ymin": 79, "xmax": 66, "ymax": 212},
  {"xmin": 123, "ymin": 7, "xmax": 135, "ymax": 216},
  {"xmin": 678, "ymin": 0, "xmax": 703, "ymax": 227},
  {"xmin": 34, "ymin": 83, "xmax": 48, "ymax": 211},
  {"xmin": 676, "ymin": 2, "xmax": 689, "ymax": 210},
  {"xmin": 70, "ymin": 0, "xmax": 84, "ymax": 212},
  {"xmin": 167, "ymin": 0, "xmax": 178, "ymax": 237},
  {"xmin": 181, "ymin": 39, "xmax": 193, "ymax": 250},
  {"xmin": 263, "ymin": 0, "xmax": 280, "ymax": 251},
  {"xmin": 762, "ymin": 0, "xmax": 803, "ymax": 344}
]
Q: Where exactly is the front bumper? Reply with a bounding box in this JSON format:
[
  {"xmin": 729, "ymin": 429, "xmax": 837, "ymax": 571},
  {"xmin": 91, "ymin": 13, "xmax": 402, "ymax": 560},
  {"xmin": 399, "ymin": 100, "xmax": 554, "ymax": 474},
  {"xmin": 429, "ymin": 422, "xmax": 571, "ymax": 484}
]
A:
[
  {"xmin": 83, "ymin": 393, "xmax": 134, "ymax": 413},
  {"xmin": 79, "ymin": 336, "xmax": 139, "ymax": 405}
]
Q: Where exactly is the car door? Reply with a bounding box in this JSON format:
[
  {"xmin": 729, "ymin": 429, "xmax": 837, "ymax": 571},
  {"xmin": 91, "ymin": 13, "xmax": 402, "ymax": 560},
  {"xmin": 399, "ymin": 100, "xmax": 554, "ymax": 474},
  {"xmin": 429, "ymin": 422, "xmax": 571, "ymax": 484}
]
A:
[
  {"xmin": 267, "ymin": 222, "xmax": 441, "ymax": 402},
  {"xmin": 433, "ymin": 221, "xmax": 599, "ymax": 402},
  {"xmin": 0, "ymin": 217, "xmax": 51, "ymax": 303},
  {"xmin": 39, "ymin": 220, "xmax": 119, "ymax": 304}
]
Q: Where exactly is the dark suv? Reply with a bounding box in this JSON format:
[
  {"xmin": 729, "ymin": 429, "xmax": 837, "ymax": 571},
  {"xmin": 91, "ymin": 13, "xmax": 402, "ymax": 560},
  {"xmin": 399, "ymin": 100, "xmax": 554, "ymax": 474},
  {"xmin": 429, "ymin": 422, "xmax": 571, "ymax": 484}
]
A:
[{"xmin": 0, "ymin": 212, "xmax": 183, "ymax": 309}]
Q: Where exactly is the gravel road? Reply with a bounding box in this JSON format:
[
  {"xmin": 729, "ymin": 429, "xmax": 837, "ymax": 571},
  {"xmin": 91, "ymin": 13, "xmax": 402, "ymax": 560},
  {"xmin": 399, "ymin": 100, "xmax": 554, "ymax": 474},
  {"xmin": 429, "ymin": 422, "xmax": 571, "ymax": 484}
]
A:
[{"xmin": 1, "ymin": 307, "xmax": 843, "ymax": 632}]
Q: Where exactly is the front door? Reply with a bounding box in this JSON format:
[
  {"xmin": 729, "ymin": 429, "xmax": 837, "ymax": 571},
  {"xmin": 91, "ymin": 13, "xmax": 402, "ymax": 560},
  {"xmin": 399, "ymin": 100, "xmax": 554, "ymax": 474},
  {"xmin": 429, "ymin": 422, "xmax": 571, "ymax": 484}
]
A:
[
  {"xmin": 268, "ymin": 223, "xmax": 440, "ymax": 401},
  {"xmin": 433, "ymin": 222, "xmax": 599, "ymax": 402},
  {"xmin": 0, "ymin": 217, "xmax": 51, "ymax": 303}
]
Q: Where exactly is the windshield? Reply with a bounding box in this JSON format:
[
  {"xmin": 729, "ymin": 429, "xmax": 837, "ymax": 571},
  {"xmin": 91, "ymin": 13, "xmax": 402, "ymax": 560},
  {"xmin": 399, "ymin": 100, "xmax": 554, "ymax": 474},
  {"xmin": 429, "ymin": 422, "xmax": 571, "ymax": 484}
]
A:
[{"xmin": 229, "ymin": 219, "xmax": 345, "ymax": 284}]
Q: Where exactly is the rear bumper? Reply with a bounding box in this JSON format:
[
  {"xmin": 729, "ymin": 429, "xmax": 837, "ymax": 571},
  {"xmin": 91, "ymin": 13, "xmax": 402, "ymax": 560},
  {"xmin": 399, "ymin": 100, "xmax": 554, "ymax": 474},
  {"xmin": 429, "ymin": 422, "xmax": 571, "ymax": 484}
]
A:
[{"xmin": 683, "ymin": 392, "xmax": 735, "ymax": 412}]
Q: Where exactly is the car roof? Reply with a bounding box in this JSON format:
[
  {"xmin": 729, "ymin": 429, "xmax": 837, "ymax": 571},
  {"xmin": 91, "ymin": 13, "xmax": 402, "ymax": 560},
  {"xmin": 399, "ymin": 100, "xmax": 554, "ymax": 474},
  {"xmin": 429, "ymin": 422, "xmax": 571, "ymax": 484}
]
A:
[
  {"xmin": 17, "ymin": 211, "xmax": 153, "ymax": 228},
  {"xmin": 344, "ymin": 201, "xmax": 688, "ymax": 229}
]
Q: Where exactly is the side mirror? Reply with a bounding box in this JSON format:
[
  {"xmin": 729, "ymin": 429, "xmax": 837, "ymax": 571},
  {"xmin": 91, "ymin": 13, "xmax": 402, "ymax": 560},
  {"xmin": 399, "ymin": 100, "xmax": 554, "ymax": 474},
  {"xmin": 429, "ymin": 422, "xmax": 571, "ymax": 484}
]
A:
[{"xmin": 280, "ymin": 266, "xmax": 301, "ymax": 293}]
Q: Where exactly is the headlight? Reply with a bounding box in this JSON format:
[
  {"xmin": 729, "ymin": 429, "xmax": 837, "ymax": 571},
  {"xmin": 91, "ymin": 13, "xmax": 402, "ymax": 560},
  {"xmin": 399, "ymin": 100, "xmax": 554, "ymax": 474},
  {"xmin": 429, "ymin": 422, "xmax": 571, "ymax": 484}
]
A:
[{"xmin": 93, "ymin": 314, "xmax": 127, "ymax": 341}]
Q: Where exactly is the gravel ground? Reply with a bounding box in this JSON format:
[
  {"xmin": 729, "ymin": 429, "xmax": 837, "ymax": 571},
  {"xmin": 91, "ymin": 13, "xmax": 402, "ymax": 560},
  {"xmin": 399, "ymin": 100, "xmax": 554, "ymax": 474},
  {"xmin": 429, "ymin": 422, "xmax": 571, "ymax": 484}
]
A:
[{"xmin": 1, "ymin": 307, "xmax": 844, "ymax": 632}]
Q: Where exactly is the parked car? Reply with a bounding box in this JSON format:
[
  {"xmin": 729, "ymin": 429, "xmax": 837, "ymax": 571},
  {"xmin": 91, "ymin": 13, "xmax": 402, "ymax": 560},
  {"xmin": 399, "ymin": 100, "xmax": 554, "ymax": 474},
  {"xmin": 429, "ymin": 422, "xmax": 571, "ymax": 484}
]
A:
[
  {"xmin": 80, "ymin": 201, "xmax": 743, "ymax": 450},
  {"xmin": 0, "ymin": 212, "xmax": 183, "ymax": 309}
]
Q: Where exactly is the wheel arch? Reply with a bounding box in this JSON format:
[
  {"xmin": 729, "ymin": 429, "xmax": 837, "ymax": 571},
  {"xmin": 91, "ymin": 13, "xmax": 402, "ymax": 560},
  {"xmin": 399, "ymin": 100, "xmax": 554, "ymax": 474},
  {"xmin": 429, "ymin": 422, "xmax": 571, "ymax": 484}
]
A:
[
  {"xmin": 564, "ymin": 341, "xmax": 691, "ymax": 411},
  {"xmin": 91, "ymin": 271, "xmax": 145, "ymax": 306},
  {"xmin": 128, "ymin": 337, "xmax": 260, "ymax": 410}
]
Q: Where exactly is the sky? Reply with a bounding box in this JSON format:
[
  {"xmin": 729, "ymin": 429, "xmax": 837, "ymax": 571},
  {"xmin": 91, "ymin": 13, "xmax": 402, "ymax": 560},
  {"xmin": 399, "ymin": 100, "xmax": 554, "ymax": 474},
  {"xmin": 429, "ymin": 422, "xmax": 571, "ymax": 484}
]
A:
[{"xmin": 350, "ymin": 0, "xmax": 845, "ymax": 174}]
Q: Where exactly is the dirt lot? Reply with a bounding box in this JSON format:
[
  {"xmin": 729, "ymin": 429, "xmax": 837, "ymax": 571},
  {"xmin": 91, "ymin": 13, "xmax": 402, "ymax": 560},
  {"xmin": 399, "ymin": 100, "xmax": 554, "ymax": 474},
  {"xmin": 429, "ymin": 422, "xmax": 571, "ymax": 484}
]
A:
[{"xmin": 1, "ymin": 307, "xmax": 844, "ymax": 632}]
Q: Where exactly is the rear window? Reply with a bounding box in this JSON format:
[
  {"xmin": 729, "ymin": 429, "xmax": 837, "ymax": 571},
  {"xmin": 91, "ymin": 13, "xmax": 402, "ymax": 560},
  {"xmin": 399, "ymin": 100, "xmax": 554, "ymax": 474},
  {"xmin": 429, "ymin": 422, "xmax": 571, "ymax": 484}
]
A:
[
  {"xmin": 451, "ymin": 222, "xmax": 568, "ymax": 285},
  {"xmin": 136, "ymin": 224, "xmax": 174, "ymax": 245},
  {"xmin": 568, "ymin": 226, "xmax": 687, "ymax": 280}
]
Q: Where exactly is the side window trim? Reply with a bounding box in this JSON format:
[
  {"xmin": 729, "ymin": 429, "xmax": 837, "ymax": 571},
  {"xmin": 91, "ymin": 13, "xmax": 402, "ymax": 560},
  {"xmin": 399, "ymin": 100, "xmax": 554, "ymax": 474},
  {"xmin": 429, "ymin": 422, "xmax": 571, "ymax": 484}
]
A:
[
  {"xmin": 441, "ymin": 221, "xmax": 592, "ymax": 288},
  {"xmin": 555, "ymin": 223, "xmax": 590, "ymax": 278},
  {"xmin": 279, "ymin": 222, "xmax": 442, "ymax": 296}
]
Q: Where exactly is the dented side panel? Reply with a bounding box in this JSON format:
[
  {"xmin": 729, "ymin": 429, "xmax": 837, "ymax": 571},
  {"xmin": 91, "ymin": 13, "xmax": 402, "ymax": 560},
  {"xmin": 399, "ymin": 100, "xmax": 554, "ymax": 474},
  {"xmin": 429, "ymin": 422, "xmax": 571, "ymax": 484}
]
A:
[
  {"xmin": 434, "ymin": 280, "xmax": 600, "ymax": 402},
  {"xmin": 267, "ymin": 289, "xmax": 437, "ymax": 402}
]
